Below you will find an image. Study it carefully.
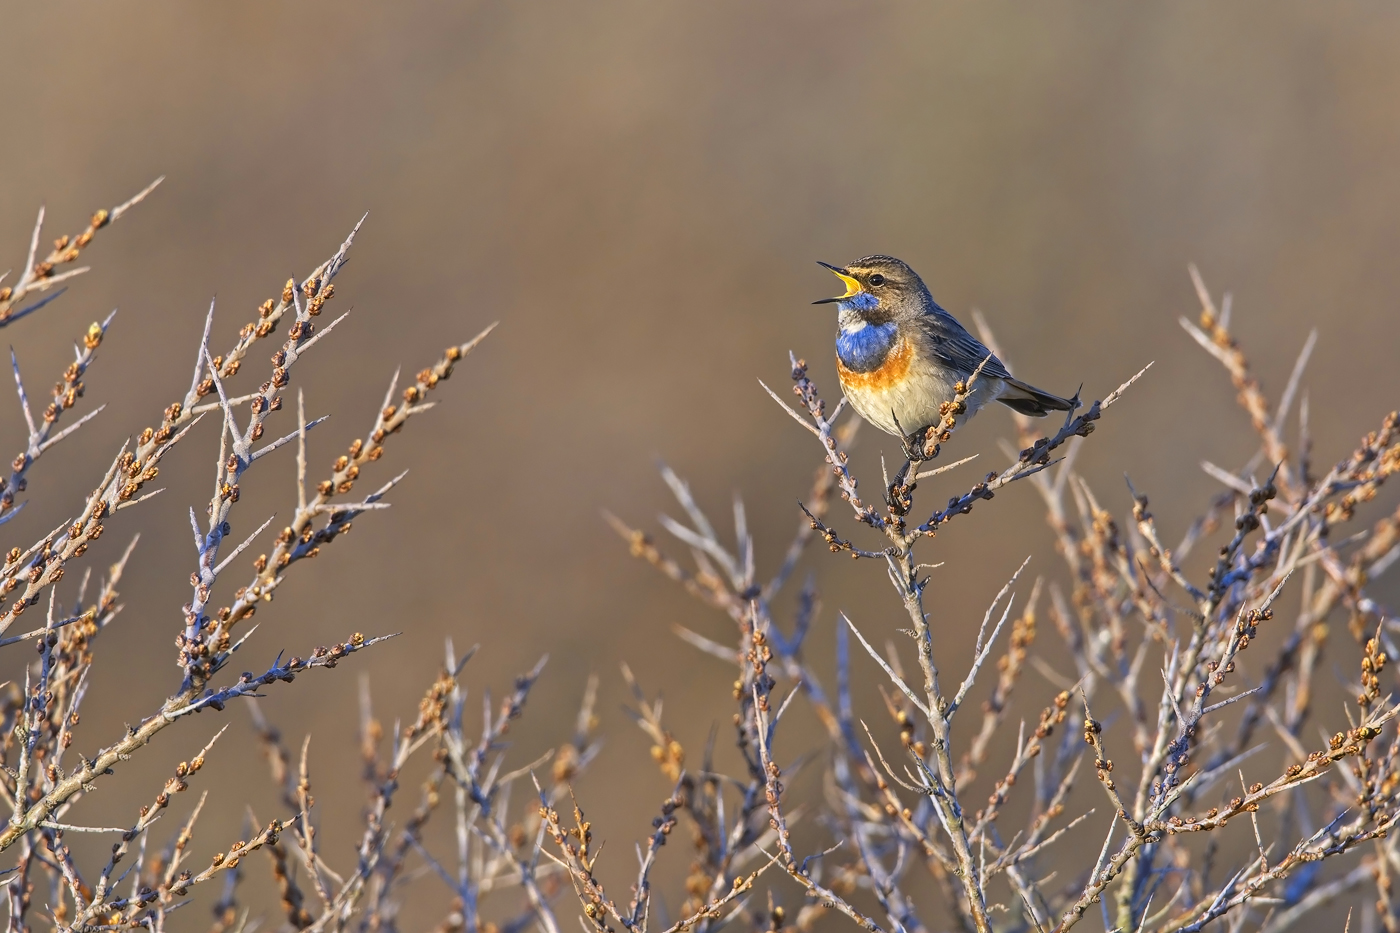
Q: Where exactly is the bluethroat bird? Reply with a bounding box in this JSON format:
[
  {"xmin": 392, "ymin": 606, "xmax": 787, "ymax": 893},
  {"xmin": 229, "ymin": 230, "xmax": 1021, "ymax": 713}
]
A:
[{"xmin": 815, "ymin": 255, "xmax": 1073, "ymax": 460}]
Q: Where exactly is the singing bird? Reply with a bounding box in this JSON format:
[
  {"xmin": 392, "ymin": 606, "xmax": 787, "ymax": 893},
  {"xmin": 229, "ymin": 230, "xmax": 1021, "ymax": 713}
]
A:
[{"xmin": 815, "ymin": 256, "xmax": 1072, "ymax": 453}]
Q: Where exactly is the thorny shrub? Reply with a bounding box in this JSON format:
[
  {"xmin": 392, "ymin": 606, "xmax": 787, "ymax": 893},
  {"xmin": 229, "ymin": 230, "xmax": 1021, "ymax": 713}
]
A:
[{"xmin": 0, "ymin": 184, "xmax": 1397, "ymax": 933}]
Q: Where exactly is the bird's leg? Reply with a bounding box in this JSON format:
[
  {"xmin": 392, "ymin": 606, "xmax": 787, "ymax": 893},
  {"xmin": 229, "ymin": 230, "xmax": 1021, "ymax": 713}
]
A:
[
  {"xmin": 891, "ymin": 410, "xmax": 917, "ymax": 460},
  {"xmin": 892, "ymin": 410, "xmax": 938, "ymax": 464},
  {"xmin": 887, "ymin": 410, "xmax": 934, "ymax": 513}
]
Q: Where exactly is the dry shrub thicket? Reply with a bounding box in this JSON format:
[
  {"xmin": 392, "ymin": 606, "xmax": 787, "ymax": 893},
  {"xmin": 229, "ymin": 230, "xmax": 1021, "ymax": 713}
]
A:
[{"xmin": 0, "ymin": 185, "xmax": 1396, "ymax": 933}]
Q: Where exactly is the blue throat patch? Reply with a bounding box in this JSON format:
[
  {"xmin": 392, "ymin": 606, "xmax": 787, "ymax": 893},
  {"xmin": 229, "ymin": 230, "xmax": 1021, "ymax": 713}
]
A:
[{"xmin": 836, "ymin": 320, "xmax": 898, "ymax": 373}]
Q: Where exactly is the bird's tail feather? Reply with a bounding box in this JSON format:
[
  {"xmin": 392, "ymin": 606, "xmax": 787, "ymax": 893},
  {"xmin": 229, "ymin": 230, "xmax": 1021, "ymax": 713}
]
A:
[{"xmin": 996, "ymin": 378, "xmax": 1074, "ymax": 417}]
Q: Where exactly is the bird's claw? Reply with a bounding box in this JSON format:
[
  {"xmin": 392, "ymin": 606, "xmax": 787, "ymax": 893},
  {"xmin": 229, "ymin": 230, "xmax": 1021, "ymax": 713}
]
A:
[
  {"xmin": 899, "ymin": 426, "xmax": 939, "ymax": 463},
  {"xmin": 889, "ymin": 410, "xmax": 938, "ymax": 463}
]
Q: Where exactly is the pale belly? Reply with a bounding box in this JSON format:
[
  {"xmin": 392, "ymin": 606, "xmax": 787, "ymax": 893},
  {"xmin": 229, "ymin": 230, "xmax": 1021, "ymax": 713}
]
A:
[{"xmin": 839, "ymin": 352, "xmax": 1003, "ymax": 437}]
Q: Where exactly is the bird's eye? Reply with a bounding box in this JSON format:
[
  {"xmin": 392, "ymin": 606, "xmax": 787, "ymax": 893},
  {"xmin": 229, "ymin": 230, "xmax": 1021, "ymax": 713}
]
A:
[{"xmin": 869, "ymin": 273, "xmax": 885, "ymax": 287}]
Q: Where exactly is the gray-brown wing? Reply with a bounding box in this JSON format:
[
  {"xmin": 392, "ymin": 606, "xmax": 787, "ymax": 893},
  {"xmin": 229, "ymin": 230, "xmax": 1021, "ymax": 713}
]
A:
[{"xmin": 915, "ymin": 307, "xmax": 1013, "ymax": 381}]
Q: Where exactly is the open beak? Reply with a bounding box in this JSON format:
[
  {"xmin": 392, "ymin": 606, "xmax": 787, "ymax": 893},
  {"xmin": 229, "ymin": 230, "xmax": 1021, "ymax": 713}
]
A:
[{"xmin": 813, "ymin": 261, "xmax": 863, "ymax": 305}]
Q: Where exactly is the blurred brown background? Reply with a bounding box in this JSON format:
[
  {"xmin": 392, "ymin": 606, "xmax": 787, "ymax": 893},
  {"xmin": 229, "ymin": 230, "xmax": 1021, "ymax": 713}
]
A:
[{"xmin": 3, "ymin": 1, "xmax": 1400, "ymax": 928}]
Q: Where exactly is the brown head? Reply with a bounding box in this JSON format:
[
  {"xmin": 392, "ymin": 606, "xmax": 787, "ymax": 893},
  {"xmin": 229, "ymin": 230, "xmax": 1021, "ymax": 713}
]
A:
[{"xmin": 813, "ymin": 255, "xmax": 936, "ymax": 324}]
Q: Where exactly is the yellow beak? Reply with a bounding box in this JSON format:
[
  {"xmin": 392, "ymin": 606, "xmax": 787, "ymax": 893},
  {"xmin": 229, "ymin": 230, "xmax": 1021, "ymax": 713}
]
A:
[{"xmin": 813, "ymin": 262, "xmax": 862, "ymax": 304}]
